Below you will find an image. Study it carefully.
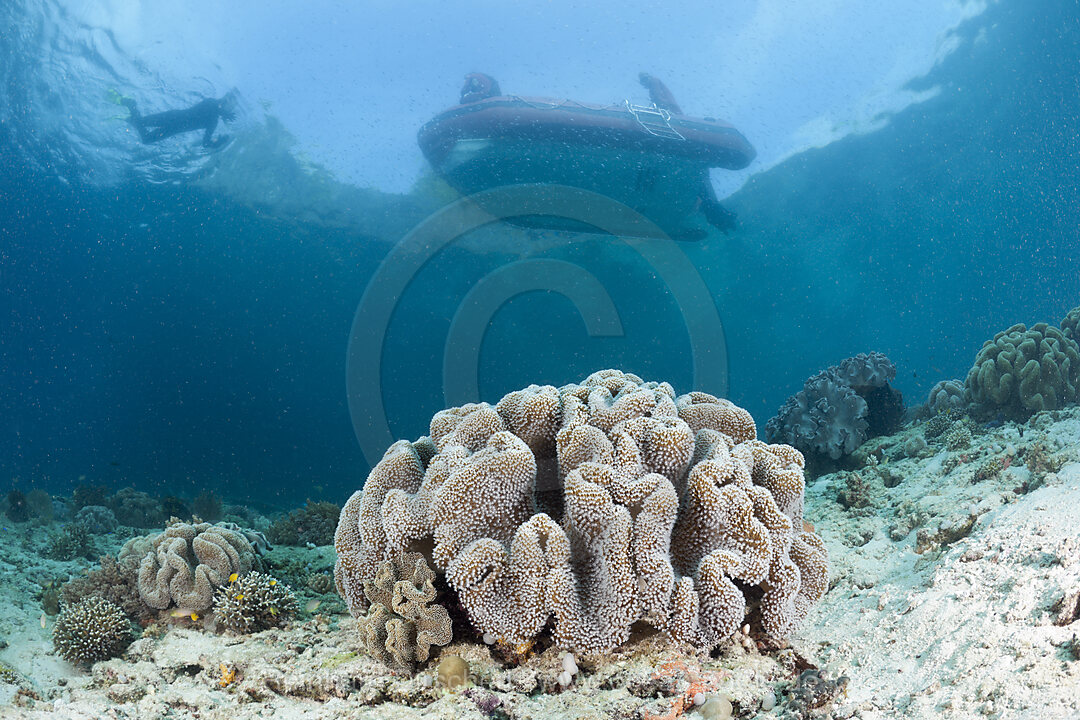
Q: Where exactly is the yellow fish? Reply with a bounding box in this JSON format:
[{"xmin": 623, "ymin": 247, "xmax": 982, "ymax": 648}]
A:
[
  {"xmin": 236, "ymin": 594, "xmax": 245, "ymax": 601},
  {"xmin": 229, "ymin": 573, "xmax": 238, "ymax": 583},
  {"xmin": 190, "ymin": 612, "xmax": 199, "ymax": 622},
  {"xmin": 268, "ymin": 607, "xmax": 279, "ymax": 617},
  {"xmin": 268, "ymin": 580, "xmax": 276, "ymax": 586},
  {"xmin": 305, "ymin": 599, "xmax": 321, "ymax": 613}
]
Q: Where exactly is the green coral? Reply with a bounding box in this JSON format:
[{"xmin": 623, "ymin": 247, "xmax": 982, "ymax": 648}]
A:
[
  {"xmin": 965, "ymin": 322, "xmax": 1080, "ymax": 418},
  {"xmin": 52, "ymin": 597, "xmax": 132, "ymax": 666},
  {"xmin": 212, "ymin": 572, "xmax": 297, "ymax": 633},
  {"xmin": 1061, "ymin": 305, "xmax": 1080, "ymax": 344}
]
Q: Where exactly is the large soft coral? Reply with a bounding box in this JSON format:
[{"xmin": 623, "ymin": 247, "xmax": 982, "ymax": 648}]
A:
[
  {"xmin": 335, "ymin": 370, "xmax": 828, "ymax": 656},
  {"xmin": 966, "ymin": 322, "xmax": 1080, "ymax": 418}
]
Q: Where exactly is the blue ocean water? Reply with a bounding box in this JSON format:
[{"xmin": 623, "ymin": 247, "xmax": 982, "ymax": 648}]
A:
[{"xmin": 2, "ymin": 0, "xmax": 1078, "ymax": 511}]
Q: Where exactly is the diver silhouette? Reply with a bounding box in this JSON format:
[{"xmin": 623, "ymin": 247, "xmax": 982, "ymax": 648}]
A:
[
  {"xmin": 638, "ymin": 73, "xmax": 738, "ymax": 235},
  {"xmin": 122, "ymin": 91, "xmax": 237, "ymax": 149}
]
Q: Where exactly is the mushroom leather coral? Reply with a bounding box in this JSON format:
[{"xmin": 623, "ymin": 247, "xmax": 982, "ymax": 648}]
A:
[
  {"xmin": 335, "ymin": 370, "xmax": 828, "ymax": 655},
  {"xmin": 123, "ymin": 522, "xmax": 257, "ymax": 612}
]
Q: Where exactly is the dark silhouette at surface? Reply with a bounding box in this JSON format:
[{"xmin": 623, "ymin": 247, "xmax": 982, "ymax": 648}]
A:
[
  {"xmin": 639, "ymin": 73, "xmax": 738, "ymax": 235},
  {"xmin": 123, "ymin": 92, "xmax": 237, "ymax": 149},
  {"xmin": 460, "ymin": 73, "xmax": 502, "ymax": 105}
]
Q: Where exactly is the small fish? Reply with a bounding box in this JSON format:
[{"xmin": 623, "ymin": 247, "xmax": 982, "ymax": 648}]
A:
[
  {"xmin": 40, "ymin": 613, "xmax": 47, "ymax": 629},
  {"xmin": 305, "ymin": 599, "xmax": 321, "ymax": 613},
  {"xmin": 268, "ymin": 580, "xmax": 276, "ymax": 586},
  {"xmin": 190, "ymin": 612, "xmax": 199, "ymax": 622},
  {"xmin": 228, "ymin": 573, "xmax": 238, "ymax": 583},
  {"xmin": 170, "ymin": 608, "xmax": 199, "ymax": 621},
  {"xmin": 236, "ymin": 594, "xmax": 245, "ymax": 601},
  {"xmin": 268, "ymin": 607, "xmax": 279, "ymax": 617}
]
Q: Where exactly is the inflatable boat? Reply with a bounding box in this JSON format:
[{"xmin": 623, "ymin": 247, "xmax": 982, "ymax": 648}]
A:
[{"xmin": 417, "ymin": 74, "xmax": 756, "ymax": 239}]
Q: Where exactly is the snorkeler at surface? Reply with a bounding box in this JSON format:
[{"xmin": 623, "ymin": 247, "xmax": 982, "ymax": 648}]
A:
[
  {"xmin": 638, "ymin": 73, "xmax": 738, "ymax": 235},
  {"xmin": 121, "ymin": 91, "xmax": 238, "ymax": 149}
]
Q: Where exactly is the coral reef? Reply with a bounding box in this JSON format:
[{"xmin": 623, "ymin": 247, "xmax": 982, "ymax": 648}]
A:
[
  {"xmin": 212, "ymin": 572, "xmax": 297, "ymax": 633},
  {"xmin": 305, "ymin": 572, "xmax": 335, "ymax": 594},
  {"xmin": 52, "ymin": 597, "xmax": 132, "ymax": 666},
  {"xmin": 72, "ymin": 484, "xmax": 109, "ymax": 511},
  {"xmin": 267, "ymin": 500, "xmax": 340, "ymax": 547},
  {"xmin": 217, "ymin": 521, "xmax": 273, "ymax": 555},
  {"xmin": 923, "ymin": 409, "xmax": 961, "ymax": 441},
  {"xmin": 335, "ymin": 370, "xmax": 828, "ymax": 657},
  {"xmin": 356, "ymin": 553, "xmax": 452, "ymax": 670},
  {"xmin": 121, "ymin": 521, "xmax": 258, "ymax": 612},
  {"xmin": 25, "ymin": 488, "xmax": 55, "ymax": 522},
  {"xmin": 107, "ymin": 487, "xmax": 163, "ymax": 528},
  {"xmin": 61, "ymin": 554, "xmax": 157, "ymax": 627},
  {"xmin": 46, "ymin": 523, "xmax": 95, "ymax": 560},
  {"xmin": 74, "ymin": 505, "xmax": 118, "ymax": 534},
  {"xmin": 926, "ymin": 379, "xmax": 968, "ymax": 415},
  {"xmin": 4, "ymin": 490, "xmax": 29, "ymax": 522},
  {"xmin": 193, "ymin": 490, "xmax": 224, "ymax": 523},
  {"xmin": 160, "ymin": 495, "xmax": 191, "ymax": 519},
  {"xmin": 766, "ymin": 352, "xmax": 903, "ymax": 461},
  {"xmin": 965, "ymin": 322, "xmax": 1080, "ymax": 418},
  {"xmin": 943, "ymin": 423, "xmax": 972, "ymax": 451}
]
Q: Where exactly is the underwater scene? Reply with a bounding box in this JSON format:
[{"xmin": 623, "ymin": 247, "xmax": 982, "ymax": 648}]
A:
[{"xmin": 2, "ymin": 0, "xmax": 1079, "ymax": 718}]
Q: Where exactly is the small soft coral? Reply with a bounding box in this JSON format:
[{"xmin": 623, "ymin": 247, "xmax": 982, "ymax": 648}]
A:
[{"xmin": 356, "ymin": 552, "xmax": 452, "ymax": 670}]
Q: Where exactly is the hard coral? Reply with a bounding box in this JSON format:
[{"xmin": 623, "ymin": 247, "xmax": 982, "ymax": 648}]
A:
[
  {"xmin": 52, "ymin": 597, "xmax": 132, "ymax": 666},
  {"xmin": 966, "ymin": 322, "xmax": 1080, "ymax": 418},
  {"xmin": 356, "ymin": 552, "xmax": 452, "ymax": 670},
  {"xmin": 121, "ymin": 521, "xmax": 257, "ymax": 612},
  {"xmin": 212, "ymin": 572, "xmax": 297, "ymax": 633},
  {"xmin": 335, "ymin": 370, "xmax": 828, "ymax": 656}
]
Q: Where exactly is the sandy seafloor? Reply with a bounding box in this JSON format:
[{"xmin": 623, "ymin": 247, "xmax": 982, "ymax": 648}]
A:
[{"xmin": 2, "ymin": 407, "xmax": 1079, "ymax": 719}]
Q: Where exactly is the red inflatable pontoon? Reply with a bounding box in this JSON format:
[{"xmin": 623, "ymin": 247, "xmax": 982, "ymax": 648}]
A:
[{"xmin": 418, "ymin": 74, "xmax": 755, "ymax": 239}]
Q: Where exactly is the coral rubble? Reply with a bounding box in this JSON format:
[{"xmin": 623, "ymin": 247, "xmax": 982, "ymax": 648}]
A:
[{"xmin": 335, "ymin": 369, "xmax": 828, "ymax": 657}]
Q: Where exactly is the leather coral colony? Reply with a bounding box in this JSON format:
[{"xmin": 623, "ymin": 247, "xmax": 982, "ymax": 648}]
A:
[{"xmin": 335, "ymin": 370, "xmax": 828, "ymax": 656}]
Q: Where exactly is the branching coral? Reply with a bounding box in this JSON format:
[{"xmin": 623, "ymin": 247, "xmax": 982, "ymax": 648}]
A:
[
  {"xmin": 121, "ymin": 521, "xmax": 257, "ymax": 612},
  {"xmin": 212, "ymin": 572, "xmax": 297, "ymax": 633},
  {"xmin": 356, "ymin": 552, "xmax": 452, "ymax": 669},
  {"xmin": 335, "ymin": 370, "xmax": 827, "ymax": 656},
  {"xmin": 966, "ymin": 322, "xmax": 1080, "ymax": 418},
  {"xmin": 52, "ymin": 597, "xmax": 132, "ymax": 665}
]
